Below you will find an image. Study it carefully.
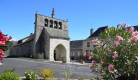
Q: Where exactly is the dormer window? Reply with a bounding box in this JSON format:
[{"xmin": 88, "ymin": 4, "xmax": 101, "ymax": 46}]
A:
[
  {"xmin": 59, "ymin": 22, "xmax": 62, "ymax": 29},
  {"xmin": 54, "ymin": 21, "xmax": 57, "ymax": 29},
  {"xmin": 50, "ymin": 20, "xmax": 53, "ymax": 28},
  {"xmin": 44, "ymin": 19, "xmax": 48, "ymax": 27}
]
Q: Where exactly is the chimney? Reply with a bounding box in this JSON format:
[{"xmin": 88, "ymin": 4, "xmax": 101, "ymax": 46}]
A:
[
  {"xmin": 90, "ymin": 29, "xmax": 94, "ymax": 35},
  {"xmin": 117, "ymin": 24, "xmax": 120, "ymax": 29}
]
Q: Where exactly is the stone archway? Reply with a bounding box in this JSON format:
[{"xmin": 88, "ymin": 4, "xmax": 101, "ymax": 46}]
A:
[{"xmin": 53, "ymin": 44, "xmax": 66, "ymax": 62}]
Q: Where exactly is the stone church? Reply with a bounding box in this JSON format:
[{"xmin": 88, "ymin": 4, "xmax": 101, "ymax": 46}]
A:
[{"xmin": 9, "ymin": 8, "xmax": 70, "ymax": 63}]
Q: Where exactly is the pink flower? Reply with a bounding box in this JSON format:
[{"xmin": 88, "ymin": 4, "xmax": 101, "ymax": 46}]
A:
[
  {"xmin": 0, "ymin": 41, "xmax": 5, "ymax": 46},
  {"xmin": 133, "ymin": 36, "xmax": 138, "ymax": 42},
  {"xmin": 133, "ymin": 43, "xmax": 136, "ymax": 45},
  {"xmin": 126, "ymin": 28, "xmax": 128, "ymax": 32},
  {"xmin": 113, "ymin": 51, "xmax": 117, "ymax": 54},
  {"xmin": 89, "ymin": 60, "xmax": 95, "ymax": 69},
  {"xmin": 115, "ymin": 36, "xmax": 124, "ymax": 41},
  {"xmin": 132, "ymin": 31, "xmax": 138, "ymax": 36},
  {"xmin": 129, "ymin": 27, "xmax": 134, "ymax": 32},
  {"xmin": 3, "ymin": 36, "xmax": 8, "ymax": 41},
  {"xmin": 120, "ymin": 22, "xmax": 125, "ymax": 27},
  {"xmin": 108, "ymin": 64, "xmax": 117, "ymax": 73},
  {"xmin": 104, "ymin": 45, "xmax": 106, "ymax": 48},
  {"xmin": 99, "ymin": 67, "xmax": 101, "ymax": 70},
  {"xmin": 128, "ymin": 37, "xmax": 133, "ymax": 42},
  {"xmin": 0, "ymin": 49, "xmax": 4, "ymax": 55},
  {"xmin": 112, "ymin": 51, "xmax": 118, "ymax": 58},
  {"xmin": 94, "ymin": 43, "xmax": 100, "ymax": 46},
  {"xmin": 92, "ymin": 38, "xmax": 98, "ymax": 44},
  {"xmin": 89, "ymin": 56, "xmax": 92, "ymax": 60},
  {"xmin": 108, "ymin": 48, "xmax": 111, "ymax": 51},
  {"xmin": 101, "ymin": 79, "xmax": 103, "ymax": 80},
  {"xmin": 83, "ymin": 52, "xmax": 86, "ymax": 56},
  {"xmin": 114, "ymin": 69, "xmax": 117, "ymax": 72},
  {"xmin": 0, "ymin": 56, "xmax": 3, "ymax": 63},
  {"xmin": 104, "ymin": 52, "xmax": 107, "ymax": 55},
  {"xmin": 8, "ymin": 36, "xmax": 12, "ymax": 40},
  {"xmin": 100, "ymin": 60, "xmax": 104, "ymax": 64}
]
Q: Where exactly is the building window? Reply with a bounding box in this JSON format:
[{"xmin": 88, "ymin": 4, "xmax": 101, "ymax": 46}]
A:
[
  {"xmin": 78, "ymin": 52, "xmax": 80, "ymax": 56},
  {"xmin": 87, "ymin": 42, "xmax": 90, "ymax": 47},
  {"xmin": 71, "ymin": 52, "xmax": 74, "ymax": 56},
  {"xmin": 44, "ymin": 19, "xmax": 48, "ymax": 27},
  {"xmin": 54, "ymin": 21, "xmax": 57, "ymax": 29},
  {"xmin": 59, "ymin": 22, "xmax": 62, "ymax": 29},
  {"xmin": 50, "ymin": 20, "xmax": 53, "ymax": 28}
]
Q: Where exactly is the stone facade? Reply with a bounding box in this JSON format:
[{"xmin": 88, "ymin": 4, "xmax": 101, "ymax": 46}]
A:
[
  {"xmin": 9, "ymin": 9, "xmax": 70, "ymax": 63},
  {"xmin": 70, "ymin": 26, "xmax": 108, "ymax": 59}
]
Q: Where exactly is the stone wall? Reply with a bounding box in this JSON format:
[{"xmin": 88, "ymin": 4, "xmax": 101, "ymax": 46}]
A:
[
  {"xmin": 15, "ymin": 46, "xmax": 20, "ymax": 56},
  {"xmin": 9, "ymin": 43, "xmax": 16, "ymax": 56},
  {"xmin": 36, "ymin": 14, "xmax": 68, "ymax": 31},
  {"xmin": 44, "ymin": 29, "xmax": 50, "ymax": 59},
  {"xmin": 70, "ymin": 49, "xmax": 82, "ymax": 59}
]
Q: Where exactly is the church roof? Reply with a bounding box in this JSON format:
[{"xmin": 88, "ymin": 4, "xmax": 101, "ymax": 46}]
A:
[
  {"xmin": 86, "ymin": 26, "xmax": 108, "ymax": 40},
  {"xmin": 15, "ymin": 34, "xmax": 35, "ymax": 46},
  {"xmin": 70, "ymin": 40, "xmax": 83, "ymax": 49},
  {"xmin": 45, "ymin": 28, "xmax": 70, "ymax": 39}
]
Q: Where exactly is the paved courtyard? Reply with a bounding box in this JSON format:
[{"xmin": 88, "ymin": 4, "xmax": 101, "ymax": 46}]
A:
[{"xmin": 0, "ymin": 57, "xmax": 102, "ymax": 79}]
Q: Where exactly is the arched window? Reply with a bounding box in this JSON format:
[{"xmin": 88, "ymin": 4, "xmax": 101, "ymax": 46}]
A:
[
  {"xmin": 44, "ymin": 19, "xmax": 48, "ymax": 27},
  {"xmin": 54, "ymin": 21, "xmax": 57, "ymax": 29},
  {"xmin": 59, "ymin": 22, "xmax": 62, "ymax": 29},
  {"xmin": 50, "ymin": 20, "xmax": 53, "ymax": 28}
]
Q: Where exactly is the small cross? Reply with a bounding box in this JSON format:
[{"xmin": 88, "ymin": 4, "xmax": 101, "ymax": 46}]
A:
[
  {"xmin": 67, "ymin": 19, "xmax": 68, "ymax": 21},
  {"xmin": 36, "ymin": 11, "xmax": 37, "ymax": 14}
]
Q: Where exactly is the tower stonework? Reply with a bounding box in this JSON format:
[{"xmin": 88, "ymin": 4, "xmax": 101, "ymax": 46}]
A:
[
  {"xmin": 33, "ymin": 8, "xmax": 70, "ymax": 63},
  {"xmin": 9, "ymin": 9, "xmax": 70, "ymax": 63}
]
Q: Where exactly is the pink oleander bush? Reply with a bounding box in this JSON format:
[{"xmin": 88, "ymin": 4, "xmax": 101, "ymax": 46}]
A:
[
  {"xmin": 0, "ymin": 30, "xmax": 12, "ymax": 63},
  {"xmin": 85, "ymin": 23, "xmax": 138, "ymax": 80}
]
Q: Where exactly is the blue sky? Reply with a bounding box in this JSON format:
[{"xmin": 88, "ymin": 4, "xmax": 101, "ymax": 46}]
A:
[{"xmin": 0, "ymin": 0, "xmax": 138, "ymax": 41}]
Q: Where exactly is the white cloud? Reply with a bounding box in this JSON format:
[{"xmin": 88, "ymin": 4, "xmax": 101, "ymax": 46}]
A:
[{"xmin": 10, "ymin": 38, "xmax": 16, "ymax": 41}]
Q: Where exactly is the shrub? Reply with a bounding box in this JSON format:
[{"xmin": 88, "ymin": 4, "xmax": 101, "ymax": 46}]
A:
[
  {"xmin": 38, "ymin": 68, "xmax": 55, "ymax": 80},
  {"xmin": 0, "ymin": 68, "xmax": 22, "ymax": 80},
  {"xmin": 79, "ymin": 78, "xmax": 84, "ymax": 80},
  {"xmin": 90, "ymin": 78, "xmax": 96, "ymax": 80},
  {"xmin": 24, "ymin": 70, "xmax": 38, "ymax": 80},
  {"xmin": 78, "ymin": 55, "xmax": 87, "ymax": 61}
]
